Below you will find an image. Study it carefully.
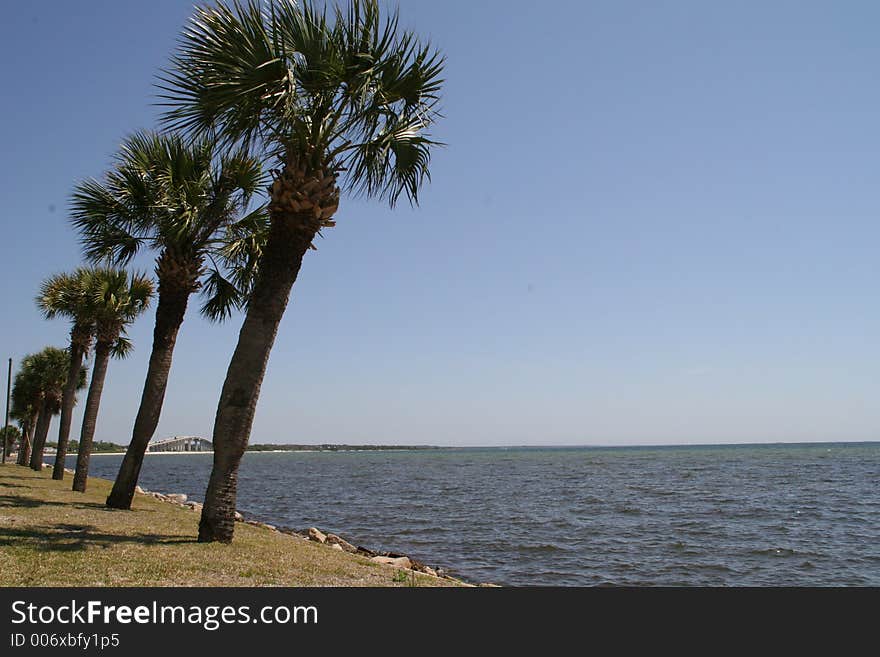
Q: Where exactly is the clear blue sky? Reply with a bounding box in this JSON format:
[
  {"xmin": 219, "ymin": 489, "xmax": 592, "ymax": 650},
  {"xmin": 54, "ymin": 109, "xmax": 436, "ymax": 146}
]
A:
[{"xmin": 1, "ymin": 1, "xmax": 878, "ymax": 446}]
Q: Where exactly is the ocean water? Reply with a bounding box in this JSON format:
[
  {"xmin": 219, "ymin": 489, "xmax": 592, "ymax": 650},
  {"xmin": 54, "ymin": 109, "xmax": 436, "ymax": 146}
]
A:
[{"xmin": 66, "ymin": 442, "xmax": 880, "ymax": 586}]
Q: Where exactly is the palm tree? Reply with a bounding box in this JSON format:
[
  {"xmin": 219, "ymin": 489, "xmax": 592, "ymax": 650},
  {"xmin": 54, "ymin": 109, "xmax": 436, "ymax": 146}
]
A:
[
  {"xmin": 1, "ymin": 426, "xmax": 21, "ymax": 457},
  {"xmin": 71, "ymin": 132, "xmax": 266, "ymax": 506},
  {"xmin": 11, "ymin": 357, "xmax": 42, "ymax": 466},
  {"xmin": 72, "ymin": 268, "xmax": 153, "ymax": 493},
  {"xmin": 24, "ymin": 348, "xmax": 82, "ymax": 471},
  {"xmin": 37, "ymin": 269, "xmax": 97, "ymax": 480},
  {"xmin": 159, "ymin": 0, "xmax": 444, "ymax": 542}
]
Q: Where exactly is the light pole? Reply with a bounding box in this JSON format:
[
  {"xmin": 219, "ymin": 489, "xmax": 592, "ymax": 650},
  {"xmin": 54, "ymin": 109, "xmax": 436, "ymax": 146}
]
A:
[{"xmin": 2, "ymin": 358, "xmax": 11, "ymax": 464}]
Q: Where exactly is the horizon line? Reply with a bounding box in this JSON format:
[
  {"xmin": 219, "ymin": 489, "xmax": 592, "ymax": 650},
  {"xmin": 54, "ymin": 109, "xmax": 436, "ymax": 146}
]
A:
[{"xmin": 104, "ymin": 438, "xmax": 880, "ymax": 450}]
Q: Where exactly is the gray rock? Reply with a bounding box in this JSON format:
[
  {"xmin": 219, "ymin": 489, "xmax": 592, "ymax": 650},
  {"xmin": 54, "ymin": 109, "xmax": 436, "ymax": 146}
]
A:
[
  {"xmin": 307, "ymin": 527, "xmax": 327, "ymax": 543},
  {"xmin": 234, "ymin": 511, "xmax": 244, "ymax": 521},
  {"xmin": 244, "ymin": 520, "xmax": 275, "ymax": 531},
  {"xmin": 165, "ymin": 493, "xmax": 187, "ymax": 504},
  {"xmin": 325, "ymin": 533, "xmax": 358, "ymax": 553},
  {"xmin": 330, "ymin": 543, "xmax": 343, "ymax": 551},
  {"xmin": 371, "ymin": 556, "xmax": 413, "ymax": 570},
  {"xmin": 135, "ymin": 486, "xmax": 145, "ymax": 495}
]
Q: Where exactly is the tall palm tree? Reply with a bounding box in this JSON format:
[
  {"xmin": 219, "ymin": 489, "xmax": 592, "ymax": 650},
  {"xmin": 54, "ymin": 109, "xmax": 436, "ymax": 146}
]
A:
[
  {"xmin": 160, "ymin": 0, "xmax": 444, "ymax": 542},
  {"xmin": 72, "ymin": 269, "xmax": 153, "ymax": 493},
  {"xmin": 37, "ymin": 269, "xmax": 97, "ymax": 480},
  {"xmin": 71, "ymin": 132, "xmax": 266, "ymax": 506},
  {"xmin": 25, "ymin": 348, "xmax": 82, "ymax": 471}
]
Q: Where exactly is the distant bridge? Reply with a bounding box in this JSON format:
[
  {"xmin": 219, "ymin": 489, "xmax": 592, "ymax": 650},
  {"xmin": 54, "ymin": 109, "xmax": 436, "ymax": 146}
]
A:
[{"xmin": 146, "ymin": 436, "xmax": 213, "ymax": 453}]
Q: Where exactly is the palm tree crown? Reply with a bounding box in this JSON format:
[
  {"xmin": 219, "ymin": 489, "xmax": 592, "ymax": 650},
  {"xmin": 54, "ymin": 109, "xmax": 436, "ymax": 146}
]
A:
[
  {"xmin": 29, "ymin": 348, "xmax": 82, "ymax": 414},
  {"xmin": 11, "ymin": 355, "xmax": 43, "ymax": 425},
  {"xmin": 71, "ymin": 132, "xmax": 266, "ymax": 321},
  {"xmin": 87, "ymin": 268, "xmax": 154, "ymax": 350},
  {"xmin": 37, "ymin": 268, "xmax": 98, "ymax": 351},
  {"xmin": 159, "ymin": 0, "xmax": 444, "ymax": 209}
]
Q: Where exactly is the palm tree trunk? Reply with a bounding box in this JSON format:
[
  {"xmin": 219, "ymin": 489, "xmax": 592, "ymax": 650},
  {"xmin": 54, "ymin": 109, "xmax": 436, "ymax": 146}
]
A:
[
  {"xmin": 51, "ymin": 342, "xmax": 84, "ymax": 481},
  {"xmin": 29, "ymin": 403, "xmax": 53, "ymax": 471},
  {"xmin": 198, "ymin": 216, "xmax": 317, "ymax": 543},
  {"xmin": 72, "ymin": 342, "xmax": 111, "ymax": 493},
  {"xmin": 17, "ymin": 412, "xmax": 37, "ymax": 466},
  {"xmin": 105, "ymin": 285, "xmax": 191, "ymax": 508}
]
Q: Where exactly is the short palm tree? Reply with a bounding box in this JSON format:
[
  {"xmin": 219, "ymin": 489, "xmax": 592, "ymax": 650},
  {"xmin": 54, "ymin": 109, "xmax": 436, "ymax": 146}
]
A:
[
  {"xmin": 160, "ymin": 0, "xmax": 444, "ymax": 542},
  {"xmin": 72, "ymin": 268, "xmax": 153, "ymax": 493},
  {"xmin": 23, "ymin": 348, "xmax": 84, "ymax": 471},
  {"xmin": 1, "ymin": 425, "xmax": 21, "ymax": 458},
  {"xmin": 71, "ymin": 132, "xmax": 266, "ymax": 506},
  {"xmin": 11, "ymin": 357, "xmax": 42, "ymax": 466},
  {"xmin": 37, "ymin": 269, "xmax": 97, "ymax": 480}
]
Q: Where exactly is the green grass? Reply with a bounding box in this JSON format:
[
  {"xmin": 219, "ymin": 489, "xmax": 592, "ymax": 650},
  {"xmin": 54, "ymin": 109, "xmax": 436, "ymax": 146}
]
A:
[{"xmin": 0, "ymin": 463, "xmax": 460, "ymax": 587}]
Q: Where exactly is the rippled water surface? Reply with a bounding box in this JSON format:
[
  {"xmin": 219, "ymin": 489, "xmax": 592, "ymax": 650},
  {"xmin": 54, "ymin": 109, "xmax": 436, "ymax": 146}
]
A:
[{"xmin": 70, "ymin": 443, "xmax": 880, "ymax": 586}]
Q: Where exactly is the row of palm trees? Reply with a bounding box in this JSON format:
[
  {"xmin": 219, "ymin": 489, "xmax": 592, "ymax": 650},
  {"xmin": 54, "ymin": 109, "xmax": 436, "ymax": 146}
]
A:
[
  {"xmin": 12, "ymin": 347, "xmax": 85, "ymax": 471},
  {"xmin": 10, "ymin": 0, "xmax": 443, "ymax": 544},
  {"xmin": 12, "ymin": 269, "xmax": 152, "ymax": 492}
]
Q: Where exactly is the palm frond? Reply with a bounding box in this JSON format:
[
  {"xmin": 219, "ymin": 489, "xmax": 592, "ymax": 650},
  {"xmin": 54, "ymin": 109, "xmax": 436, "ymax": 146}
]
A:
[
  {"xmin": 216, "ymin": 205, "xmax": 269, "ymax": 300},
  {"xmin": 70, "ymin": 178, "xmax": 146, "ymax": 264},
  {"xmin": 199, "ymin": 266, "xmax": 245, "ymax": 323},
  {"xmin": 85, "ymin": 267, "xmax": 155, "ymax": 343},
  {"xmin": 158, "ymin": 0, "xmax": 288, "ymax": 152},
  {"xmin": 110, "ymin": 335, "xmax": 134, "ymax": 360},
  {"xmin": 37, "ymin": 272, "xmax": 82, "ymax": 321}
]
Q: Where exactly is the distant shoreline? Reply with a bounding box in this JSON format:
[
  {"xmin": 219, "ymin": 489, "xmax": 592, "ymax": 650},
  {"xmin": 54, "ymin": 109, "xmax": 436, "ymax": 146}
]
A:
[
  {"xmin": 84, "ymin": 449, "xmax": 436, "ymax": 456},
  {"xmin": 42, "ymin": 440, "xmax": 880, "ymax": 460},
  {"xmin": 48, "ymin": 445, "xmax": 443, "ymax": 457}
]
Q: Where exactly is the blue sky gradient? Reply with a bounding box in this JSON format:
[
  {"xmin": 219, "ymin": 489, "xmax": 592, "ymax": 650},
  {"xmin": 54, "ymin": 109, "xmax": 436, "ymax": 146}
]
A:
[{"xmin": 1, "ymin": 1, "xmax": 878, "ymax": 446}]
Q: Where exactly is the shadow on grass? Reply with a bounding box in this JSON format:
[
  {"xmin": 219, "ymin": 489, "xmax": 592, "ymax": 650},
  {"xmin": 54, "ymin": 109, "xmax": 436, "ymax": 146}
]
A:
[
  {"xmin": 0, "ymin": 494, "xmax": 156, "ymax": 514},
  {"xmin": 0, "ymin": 471, "xmax": 44, "ymax": 481},
  {"xmin": 0, "ymin": 494, "xmax": 66, "ymax": 509},
  {"xmin": 0, "ymin": 523, "xmax": 196, "ymax": 551}
]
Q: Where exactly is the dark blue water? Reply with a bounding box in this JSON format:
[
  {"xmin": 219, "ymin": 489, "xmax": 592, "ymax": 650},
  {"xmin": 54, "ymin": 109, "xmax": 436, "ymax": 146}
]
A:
[{"xmin": 68, "ymin": 442, "xmax": 880, "ymax": 586}]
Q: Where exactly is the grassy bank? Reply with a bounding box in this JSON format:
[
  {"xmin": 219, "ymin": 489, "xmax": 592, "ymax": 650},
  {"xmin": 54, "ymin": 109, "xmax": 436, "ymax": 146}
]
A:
[{"xmin": 0, "ymin": 464, "xmax": 458, "ymax": 587}]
